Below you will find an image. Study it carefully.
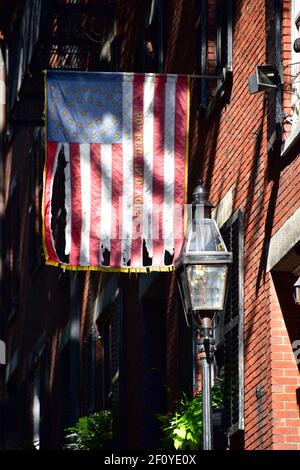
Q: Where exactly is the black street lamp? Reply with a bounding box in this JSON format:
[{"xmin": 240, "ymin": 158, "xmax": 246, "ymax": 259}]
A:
[{"xmin": 179, "ymin": 180, "xmax": 232, "ymax": 450}]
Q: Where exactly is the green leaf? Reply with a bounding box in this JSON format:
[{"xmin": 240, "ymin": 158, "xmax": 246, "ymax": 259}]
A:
[
  {"xmin": 174, "ymin": 426, "xmax": 186, "ymax": 439},
  {"xmin": 174, "ymin": 438, "xmax": 183, "ymax": 450}
]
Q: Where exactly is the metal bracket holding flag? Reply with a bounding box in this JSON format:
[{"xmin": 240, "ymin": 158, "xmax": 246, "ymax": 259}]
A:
[{"xmin": 42, "ymin": 70, "xmax": 191, "ymax": 272}]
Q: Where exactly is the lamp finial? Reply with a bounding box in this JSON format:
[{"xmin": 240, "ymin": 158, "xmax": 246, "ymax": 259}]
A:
[{"xmin": 192, "ymin": 180, "xmax": 214, "ymax": 214}]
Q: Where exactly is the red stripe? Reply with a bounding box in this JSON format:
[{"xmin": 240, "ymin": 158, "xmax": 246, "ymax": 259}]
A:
[
  {"xmin": 152, "ymin": 75, "xmax": 167, "ymax": 266},
  {"xmin": 174, "ymin": 76, "xmax": 188, "ymax": 264},
  {"xmin": 110, "ymin": 144, "xmax": 123, "ymax": 267},
  {"xmin": 69, "ymin": 143, "xmax": 82, "ymax": 265},
  {"xmin": 89, "ymin": 144, "xmax": 101, "ymax": 265},
  {"xmin": 44, "ymin": 142, "xmax": 60, "ymax": 263},
  {"xmin": 130, "ymin": 74, "xmax": 145, "ymax": 267}
]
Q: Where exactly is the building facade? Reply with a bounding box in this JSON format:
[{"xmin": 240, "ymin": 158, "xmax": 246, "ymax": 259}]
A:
[{"xmin": 0, "ymin": 0, "xmax": 300, "ymax": 451}]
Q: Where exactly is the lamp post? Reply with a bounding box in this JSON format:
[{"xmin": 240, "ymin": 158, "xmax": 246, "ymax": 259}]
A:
[{"xmin": 180, "ymin": 180, "xmax": 232, "ymax": 450}]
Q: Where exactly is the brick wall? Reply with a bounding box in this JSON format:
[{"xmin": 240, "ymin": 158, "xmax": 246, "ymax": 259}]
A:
[
  {"xmin": 270, "ymin": 272, "xmax": 300, "ymax": 450},
  {"xmin": 195, "ymin": 0, "xmax": 272, "ymax": 448},
  {"xmin": 194, "ymin": 0, "xmax": 300, "ymax": 450}
]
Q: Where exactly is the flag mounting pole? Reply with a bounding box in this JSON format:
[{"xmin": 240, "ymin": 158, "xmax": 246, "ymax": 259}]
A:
[{"xmin": 41, "ymin": 69, "xmax": 224, "ymax": 80}]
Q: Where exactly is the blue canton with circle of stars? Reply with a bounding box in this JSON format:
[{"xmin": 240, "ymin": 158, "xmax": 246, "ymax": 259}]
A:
[{"xmin": 47, "ymin": 71, "xmax": 123, "ymax": 144}]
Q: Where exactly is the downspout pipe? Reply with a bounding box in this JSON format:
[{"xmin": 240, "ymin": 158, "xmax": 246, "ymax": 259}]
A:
[{"xmin": 275, "ymin": 0, "xmax": 282, "ymax": 142}]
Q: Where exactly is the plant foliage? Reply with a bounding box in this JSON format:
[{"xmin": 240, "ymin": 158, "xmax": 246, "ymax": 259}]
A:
[
  {"xmin": 64, "ymin": 410, "xmax": 113, "ymax": 450},
  {"xmin": 157, "ymin": 379, "xmax": 224, "ymax": 450}
]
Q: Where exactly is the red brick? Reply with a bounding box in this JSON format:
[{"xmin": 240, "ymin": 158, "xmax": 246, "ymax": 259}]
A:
[
  {"xmin": 270, "ymin": 320, "xmax": 285, "ymax": 329},
  {"xmin": 275, "ymin": 427, "xmax": 299, "ymax": 436},
  {"xmin": 284, "ymin": 385, "xmax": 298, "ymax": 394},
  {"xmin": 272, "ymin": 361, "xmax": 297, "ymax": 369},
  {"xmin": 271, "ymin": 352, "xmax": 284, "ymax": 361},
  {"xmin": 272, "ymin": 418, "xmax": 285, "ymax": 427},
  {"xmin": 271, "ymin": 369, "xmax": 284, "ymax": 377},
  {"xmin": 285, "ymin": 418, "xmax": 300, "ymax": 427},
  {"xmin": 284, "ymin": 369, "xmax": 300, "ymax": 377},
  {"xmin": 273, "ymin": 410, "xmax": 300, "ymax": 419},
  {"xmin": 283, "ymin": 353, "xmax": 296, "ymax": 361},
  {"xmin": 272, "ymin": 385, "xmax": 284, "ymax": 393},
  {"xmin": 272, "ymin": 434, "xmax": 285, "ymax": 443},
  {"xmin": 272, "ymin": 401, "xmax": 285, "ymax": 410},
  {"xmin": 272, "ymin": 443, "xmax": 299, "ymax": 450},
  {"xmin": 284, "ymin": 402, "xmax": 300, "ymax": 410},
  {"xmin": 285, "ymin": 436, "xmax": 300, "ymax": 443},
  {"xmin": 274, "ymin": 393, "xmax": 297, "ymax": 402},
  {"xmin": 272, "ymin": 376, "xmax": 300, "ymax": 385}
]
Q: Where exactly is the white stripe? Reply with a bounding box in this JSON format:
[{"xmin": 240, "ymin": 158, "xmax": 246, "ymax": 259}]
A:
[
  {"xmin": 79, "ymin": 143, "xmax": 91, "ymax": 265},
  {"xmin": 0, "ymin": 50, "xmax": 5, "ymax": 106},
  {"xmin": 121, "ymin": 76, "xmax": 134, "ymax": 266},
  {"xmin": 163, "ymin": 75, "xmax": 177, "ymax": 256},
  {"xmin": 0, "ymin": 81, "xmax": 5, "ymax": 105},
  {"xmin": 49, "ymin": 143, "xmax": 62, "ymax": 256},
  {"xmin": 100, "ymin": 144, "xmax": 112, "ymax": 264},
  {"xmin": 142, "ymin": 75, "xmax": 155, "ymax": 259},
  {"xmin": 64, "ymin": 144, "xmax": 71, "ymax": 256}
]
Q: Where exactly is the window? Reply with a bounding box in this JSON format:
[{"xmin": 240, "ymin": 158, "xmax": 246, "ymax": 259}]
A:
[
  {"xmin": 215, "ymin": 210, "xmax": 244, "ymax": 444},
  {"xmin": 96, "ymin": 284, "xmax": 122, "ymax": 446},
  {"xmin": 199, "ymin": 0, "xmax": 233, "ymax": 112},
  {"xmin": 98, "ymin": 296, "xmax": 121, "ymax": 410},
  {"xmin": 135, "ymin": 0, "xmax": 164, "ymax": 73},
  {"xmin": 6, "ymin": 1, "xmax": 117, "ymax": 125},
  {"xmin": 6, "ymin": 0, "xmax": 46, "ymax": 115}
]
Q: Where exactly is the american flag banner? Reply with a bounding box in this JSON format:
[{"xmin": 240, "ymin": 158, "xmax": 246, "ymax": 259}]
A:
[{"xmin": 43, "ymin": 71, "xmax": 189, "ymax": 272}]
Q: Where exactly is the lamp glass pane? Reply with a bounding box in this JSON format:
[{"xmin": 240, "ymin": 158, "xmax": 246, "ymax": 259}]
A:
[
  {"xmin": 187, "ymin": 219, "xmax": 227, "ymax": 254},
  {"xmin": 186, "ymin": 264, "xmax": 228, "ymax": 310}
]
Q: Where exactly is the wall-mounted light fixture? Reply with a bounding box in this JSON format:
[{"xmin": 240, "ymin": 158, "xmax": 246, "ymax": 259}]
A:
[
  {"xmin": 248, "ymin": 64, "xmax": 282, "ymax": 94},
  {"xmin": 293, "ymin": 276, "xmax": 300, "ymax": 305}
]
